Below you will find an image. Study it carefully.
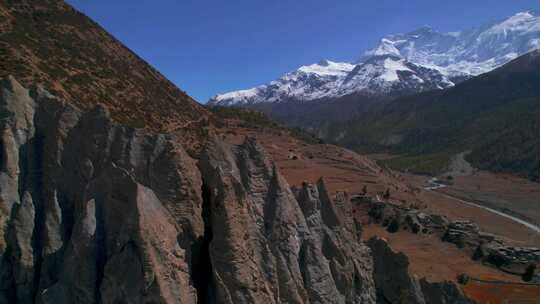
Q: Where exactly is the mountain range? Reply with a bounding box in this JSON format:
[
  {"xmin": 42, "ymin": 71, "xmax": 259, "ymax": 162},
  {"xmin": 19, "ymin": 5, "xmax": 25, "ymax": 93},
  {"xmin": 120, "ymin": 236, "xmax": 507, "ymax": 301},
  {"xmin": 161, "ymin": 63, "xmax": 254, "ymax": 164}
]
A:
[
  {"xmin": 209, "ymin": 10, "xmax": 540, "ymax": 108},
  {"xmin": 208, "ymin": 10, "xmax": 540, "ymax": 179}
]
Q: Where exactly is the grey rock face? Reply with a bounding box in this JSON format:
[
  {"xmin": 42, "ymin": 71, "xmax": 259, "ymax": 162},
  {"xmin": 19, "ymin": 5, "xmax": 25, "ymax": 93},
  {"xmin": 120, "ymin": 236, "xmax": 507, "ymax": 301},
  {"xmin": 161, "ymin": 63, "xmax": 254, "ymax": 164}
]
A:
[
  {"xmin": 418, "ymin": 278, "xmax": 472, "ymax": 304},
  {"xmin": 367, "ymin": 237, "xmax": 472, "ymax": 304},
  {"xmin": 0, "ymin": 76, "xmax": 378, "ymax": 303},
  {"xmin": 366, "ymin": 237, "xmax": 425, "ymax": 304},
  {"xmin": 199, "ymin": 138, "xmax": 376, "ymax": 304},
  {"xmin": 0, "ymin": 76, "xmax": 202, "ymax": 304}
]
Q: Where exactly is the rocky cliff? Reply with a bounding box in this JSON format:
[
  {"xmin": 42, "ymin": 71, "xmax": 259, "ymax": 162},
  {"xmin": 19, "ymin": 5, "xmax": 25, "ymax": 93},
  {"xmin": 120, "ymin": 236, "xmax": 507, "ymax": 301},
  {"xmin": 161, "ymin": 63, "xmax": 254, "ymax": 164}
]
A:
[{"xmin": 0, "ymin": 76, "xmax": 377, "ymax": 303}]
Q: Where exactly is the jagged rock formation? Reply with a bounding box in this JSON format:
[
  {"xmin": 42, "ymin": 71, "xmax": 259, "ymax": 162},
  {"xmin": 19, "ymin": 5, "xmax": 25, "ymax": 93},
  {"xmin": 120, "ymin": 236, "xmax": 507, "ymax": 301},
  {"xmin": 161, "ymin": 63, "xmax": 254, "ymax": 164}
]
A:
[
  {"xmin": 0, "ymin": 76, "xmax": 204, "ymax": 303},
  {"xmin": 0, "ymin": 76, "xmax": 377, "ymax": 303},
  {"xmin": 365, "ymin": 238, "xmax": 425, "ymax": 303},
  {"xmin": 199, "ymin": 139, "xmax": 376, "ymax": 303},
  {"xmin": 367, "ymin": 237, "xmax": 471, "ymax": 304}
]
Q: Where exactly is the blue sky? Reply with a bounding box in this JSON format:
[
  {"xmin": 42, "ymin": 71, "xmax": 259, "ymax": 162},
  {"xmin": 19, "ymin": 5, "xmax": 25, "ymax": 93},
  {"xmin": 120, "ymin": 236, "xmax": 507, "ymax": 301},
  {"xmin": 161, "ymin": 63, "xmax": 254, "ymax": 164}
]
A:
[{"xmin": 67, "ymin": 0, "xmax": 539, "ymax": 103}]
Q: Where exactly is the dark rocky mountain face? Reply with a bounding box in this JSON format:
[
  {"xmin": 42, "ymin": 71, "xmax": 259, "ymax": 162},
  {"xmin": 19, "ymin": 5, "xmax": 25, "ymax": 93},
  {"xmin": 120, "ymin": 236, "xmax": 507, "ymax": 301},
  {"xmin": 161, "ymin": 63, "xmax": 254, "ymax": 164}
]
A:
[
  {"xmin": 234, "ymin": 93, "xmax": 383, "ymax": 132},
  {"xmin": 326, "ymin": 49, "xmax": 540, "ymax": 179}
]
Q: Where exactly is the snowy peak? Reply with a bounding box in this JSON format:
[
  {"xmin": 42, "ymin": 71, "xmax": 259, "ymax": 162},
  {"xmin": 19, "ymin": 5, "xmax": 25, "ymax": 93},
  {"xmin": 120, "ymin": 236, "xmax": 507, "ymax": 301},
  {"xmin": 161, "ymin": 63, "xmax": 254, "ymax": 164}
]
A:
[
  {"xmin": 297, "ymin": 60, "xmax": 354, "ymax": 77},
  {"xmin": 484, "ymin": 10, "xmax": 540, "ymax": 36},
  {"xmin": 209, "ymin": 55, "xmax": 452, "ymax": 106},
  {"xmin": 363, "ymin": 38, "xmax": 402, "ymax": 59},
  {"xmin": 375, "ymin": 56, "xmax": 413, "ymax": 82},
  {"xmin": 362, "ymin": 10, "xmax": 540, "ymax": 76},
  {"xmin": 210, "ymin": 87, "xmax": 261, "ymax": 106},
  {"xmin": 342, "ymin": 55, "xmax": 453, "ymax": 95},
  {"xmin": 209, "ymin": 60, "xmax": 355, "ymax": 105}
]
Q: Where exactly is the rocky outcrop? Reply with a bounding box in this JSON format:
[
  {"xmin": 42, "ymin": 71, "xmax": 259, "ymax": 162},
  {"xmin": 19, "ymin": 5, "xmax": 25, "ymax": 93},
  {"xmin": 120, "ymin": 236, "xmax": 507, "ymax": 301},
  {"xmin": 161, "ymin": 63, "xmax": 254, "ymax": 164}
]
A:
[
  {"xmin": 473, "ymin": 243, "xmax": 540, "ymax": 280},
  {"xmin": 441, "ymin": 221, "xmax": 540, "ymax": 280},
  {"xmin": 360, "ymin": 196, "xmax": 540, "ymax": 283},
  {"xmin": 442, "ymin": 221, "xmax": 483, "ymax": 249},
  {"xmin": 366, "ymin": 237, "xmax": 425, "ymax": 304},
  {"xmin": 357, "ymin": 197, "xmax": 448, "ymax": 235},
  {"xmin": 367, "ymin": 237, "xmax": 472, "ymax": 304},
  {"xmin": 418, "ymin": 278, "xmax": 472, "ymax": 304},
  {"xmin": 0, "ymin": 76, "xmax": 377, "ymax": 303}
]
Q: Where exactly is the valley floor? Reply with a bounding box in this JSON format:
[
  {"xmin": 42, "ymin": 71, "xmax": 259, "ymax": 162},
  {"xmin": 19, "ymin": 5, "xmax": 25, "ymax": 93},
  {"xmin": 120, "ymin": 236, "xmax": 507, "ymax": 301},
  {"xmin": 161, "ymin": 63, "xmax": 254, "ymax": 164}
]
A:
[
  {"xmin": 362, "ymin": 225, "xmax": 540, "ymax": 304},
  {"xmin": 438, "ymin": 172, "xmax": 540, "ymax": 228},
  {"xmin": 404, "ymin": 172, "xmax": 540, "ymax": 247},
  {"xmin": 361, "ymin": 225, "xmax": 521, "ymax": 283}
]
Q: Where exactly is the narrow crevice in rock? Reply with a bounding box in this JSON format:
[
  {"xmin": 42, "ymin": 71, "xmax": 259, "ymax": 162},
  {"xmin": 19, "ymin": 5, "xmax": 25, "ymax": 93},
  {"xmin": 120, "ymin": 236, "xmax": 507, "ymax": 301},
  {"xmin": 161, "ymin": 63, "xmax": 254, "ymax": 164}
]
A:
[
  {"xmin": 22, "ymin": 134, "xmax": 46, "ymax": 301},
  {"xmin": 192, "ymin": 182, "xmax": 214, "ymax": 304}
]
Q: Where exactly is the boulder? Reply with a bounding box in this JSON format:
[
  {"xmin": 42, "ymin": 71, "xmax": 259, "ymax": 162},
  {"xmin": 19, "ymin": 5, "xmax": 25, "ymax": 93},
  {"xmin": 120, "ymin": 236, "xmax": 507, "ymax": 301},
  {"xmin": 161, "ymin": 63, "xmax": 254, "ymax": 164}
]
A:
[
  {"xmin": 360, "ymin": 197, "xmax": 449, "ymax": 235},
  {"xmin": 476, "ymin": 243, "xmax": 540, "ymax": 279}
]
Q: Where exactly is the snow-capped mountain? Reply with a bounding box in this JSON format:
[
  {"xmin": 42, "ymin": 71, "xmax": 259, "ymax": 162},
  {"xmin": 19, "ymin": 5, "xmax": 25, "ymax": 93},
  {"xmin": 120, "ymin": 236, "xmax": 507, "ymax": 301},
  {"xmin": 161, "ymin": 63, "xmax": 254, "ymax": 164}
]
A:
[
  {"xmin": 209, "ymin": 10, "xmax": 540, "ymax": 106},
  {"xmin": 209, "ymin": 56, "xmax": 452, "ymax": 105},
  {"xmin": 363, "ymin": 10, "xmax": 540, "ymax": 77},
  {"xmin": 210, "ymin": 60, "xmax": 354, "ymax": 106},
  {"xmin": 339, "ymin": 55, "xmax": 454, "ymax": 95}
]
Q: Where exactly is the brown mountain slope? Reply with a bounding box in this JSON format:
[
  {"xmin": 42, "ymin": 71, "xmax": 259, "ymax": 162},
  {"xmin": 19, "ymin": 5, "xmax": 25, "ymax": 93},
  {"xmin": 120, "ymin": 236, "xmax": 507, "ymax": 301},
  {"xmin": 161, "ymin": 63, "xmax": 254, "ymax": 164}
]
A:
[{"xmin": 0, "ymin": 0, "xmax": 209, "ymax": 132}]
